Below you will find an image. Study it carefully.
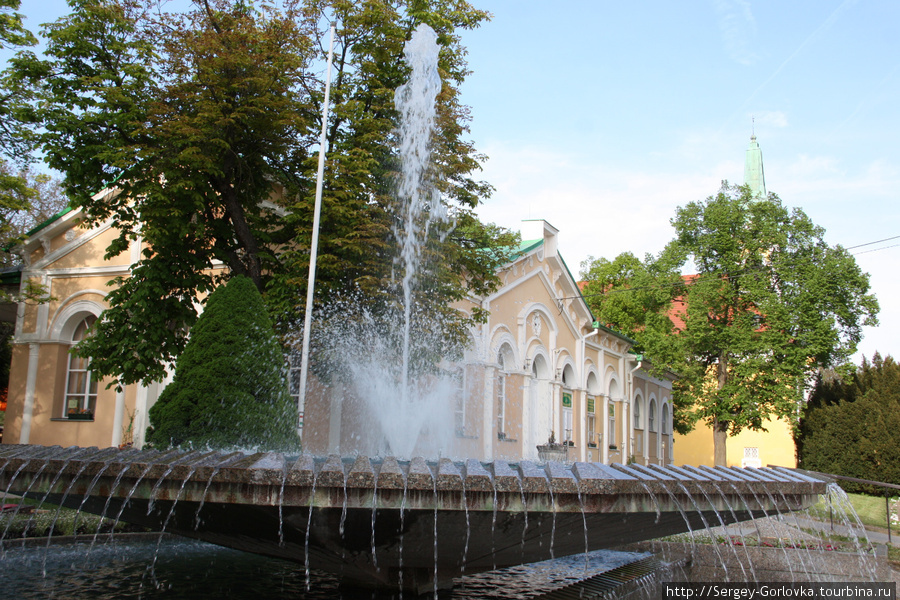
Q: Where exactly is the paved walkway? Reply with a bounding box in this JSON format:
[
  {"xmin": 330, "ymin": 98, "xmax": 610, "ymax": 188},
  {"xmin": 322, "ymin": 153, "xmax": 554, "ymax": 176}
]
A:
[{"xmin": 703, "ymin": 514, "xmax": 899, "ymax": 548}]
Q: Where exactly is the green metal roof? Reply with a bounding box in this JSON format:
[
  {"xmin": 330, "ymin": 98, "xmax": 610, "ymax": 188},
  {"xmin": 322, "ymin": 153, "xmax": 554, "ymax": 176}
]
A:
[{"xmin": 23, "ymin": 205, "xmax": 76, "ymax": 238}]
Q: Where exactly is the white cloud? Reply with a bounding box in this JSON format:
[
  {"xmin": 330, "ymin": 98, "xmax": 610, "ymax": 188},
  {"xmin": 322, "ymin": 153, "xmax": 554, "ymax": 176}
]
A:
[
  {"xmin": 711, "ymin": 0, "xmax": 759, "ymax": 66},
  {"xmin": 474, "ymin": 142, "xmax": 724, "ymax": 273}
]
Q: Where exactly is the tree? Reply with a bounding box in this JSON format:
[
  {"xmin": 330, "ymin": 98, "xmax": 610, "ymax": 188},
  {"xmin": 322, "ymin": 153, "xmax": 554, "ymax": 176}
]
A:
[
  {"xmin": 670, "ymin": 182, "xmax": 878, "ymax": 465},
  {"xmin": 10, "ymin": 0, "xmax": 512, "ymax": 386},
  {"xmin": 0, "ymin": 0, "xmax": 38, "ymax": 243},
  {"xmin": 798, "ymin": 353, "xmax": 900, "ymax": 490},
  {"xmin": 579, "ymin": 249, "xmax": 693, "ymax": 432},
  {"xmin": 146, "ymin": 275, "xmax": 300, "ymax": 451},
  {"xmin": 582, "ymin": 182, "xmax": 879, "ymax": 465},
  {"xmin": 0, "ymin": 166, "xmax": 68, "ymax": 266}
]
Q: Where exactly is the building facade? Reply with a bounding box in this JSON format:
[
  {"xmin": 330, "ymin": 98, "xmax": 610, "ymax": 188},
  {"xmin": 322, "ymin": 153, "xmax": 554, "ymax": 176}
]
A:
[
  {"xmin": 302, "ymin": 219, "xmax": 676, "ymax": 463},
  {"xmin": 2, "ymin": 208, "xmax": 676, "ymax": 463}
]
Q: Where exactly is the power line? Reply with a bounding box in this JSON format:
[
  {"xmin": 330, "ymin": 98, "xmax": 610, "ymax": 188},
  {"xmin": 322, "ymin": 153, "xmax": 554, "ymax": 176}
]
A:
[
  {"xmin": 570, "ymin": 234, "xmax": 899, "ymax": 302},
  {"xmin": 846, "ymin": 235, "xmax": 900, "ymax": 250},
  {"xmin": 854, "ymin": 243, "xmax": 900, "ymax": 256}
]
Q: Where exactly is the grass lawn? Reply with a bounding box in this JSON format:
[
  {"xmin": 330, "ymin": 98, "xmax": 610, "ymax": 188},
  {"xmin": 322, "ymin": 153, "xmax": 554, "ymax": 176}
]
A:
[{"xmin": 807, "ymin": 490, "xmax": 899, "ymax": 532}]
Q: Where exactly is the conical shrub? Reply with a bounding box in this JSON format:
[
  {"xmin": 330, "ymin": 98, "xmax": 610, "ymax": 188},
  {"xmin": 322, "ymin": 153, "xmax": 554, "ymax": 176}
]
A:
[{"xmin": 147, "ymin": 275, "xmax": 300, "ymax": 451}]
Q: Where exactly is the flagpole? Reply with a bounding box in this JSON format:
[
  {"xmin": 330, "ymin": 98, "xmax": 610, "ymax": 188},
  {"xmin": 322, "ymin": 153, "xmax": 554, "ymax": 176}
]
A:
[{"xmin": 298, "ymin": 23, "xmax": 335, "ymax": 434}]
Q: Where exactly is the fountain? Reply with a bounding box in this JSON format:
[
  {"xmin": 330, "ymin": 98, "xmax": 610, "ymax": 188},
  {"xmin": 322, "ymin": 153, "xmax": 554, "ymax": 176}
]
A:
[
  {"xmin": 0, "ymin": 444, "xmax": 829, "ymax": 593},
  {"xmin": 0, "ymin": 23, "xmax": 838, "ymax": 597}
]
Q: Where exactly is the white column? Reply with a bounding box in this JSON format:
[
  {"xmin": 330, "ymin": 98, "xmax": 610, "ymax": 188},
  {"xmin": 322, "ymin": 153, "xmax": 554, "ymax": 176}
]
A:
[
  {"xmin": 482, "ymin": 366, "xmax": 494, "ymax": 459},
  {"xmin": 111, "ymin": 387, "xmax": 126, "ymax": 447},
  {"xmin": 133, "ymin": 383, "xmax": 150, "ymax": 449},
  {"xmin": 19, "ymin": 343, "xmax": 40, "ymax": 444},
  {"xmin": 601, "ymin": 395, "xmax": 609, "ymax": 464},
  {"xmin": 551, "ymin": 381, "xmax": 560, "ymax": 443},
  {"xmin": 521, "ymin": 373, "xmax": 532, "ymax": 458},
  {"xmin": 578, "ymin": 389, "xmax": 587, "ymax": 462}
]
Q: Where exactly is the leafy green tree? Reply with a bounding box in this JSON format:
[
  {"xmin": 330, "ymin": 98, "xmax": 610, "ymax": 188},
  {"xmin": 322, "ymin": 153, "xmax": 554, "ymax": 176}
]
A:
[
  {"xmin": 0, "ymin": 166, "xmax": 68, "ymax": 265},
  {"xmin": 799, "ymin": 353, "xmax": 900, "ymax": 490},
  {"xmin": 10, "ymin": 0, "xmax": 512, "ymax": 386},
  {"xmin": 0, "ymin": 0, "xmax": 38, "ymax": 243},
  {"xmin": 583, "ymin": 182, "xmax": 879, "ymax": 465},
  {"xmin": 146, "ymin": 275, "xmax": 300, "ymax": 451},
  {"xmin": 579, "ymin": 250, "xmax": 693, "ymax": 431},
  {"xmin": 670, "ymin": 182, "xmax": 878, "ymax": 465}
]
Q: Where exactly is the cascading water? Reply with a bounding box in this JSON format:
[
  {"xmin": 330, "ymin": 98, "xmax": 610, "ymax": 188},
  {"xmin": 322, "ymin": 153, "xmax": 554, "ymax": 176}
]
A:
[
  {"xmin": 393, "ymin": 23, "xmax": 449, "ymax": 398},
  {"xmin": 301, "ymin": 23, "xmax": 459, "ymax": 460}
]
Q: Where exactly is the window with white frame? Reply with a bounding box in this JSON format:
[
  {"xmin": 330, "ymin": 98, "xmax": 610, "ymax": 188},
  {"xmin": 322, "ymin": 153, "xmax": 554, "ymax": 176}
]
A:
[
  {"xmin": 586, "ymin": 395, "xmax": 596, "ymax": 447},
  {"xmin": 648, "ymin": 399, "xmax": 657, "ymax": 432},
  {"xmin": 454, "ymin": 368, "xmax": 467, "ymax": 435},
  {"xmin": 608, "ymin": 402, "xmax": 616, "ymax": 446},
  {"xmin": 742, "ymin": 447, "xmax": 761, "ymax": 468},
  {"xmin": 661, "ymin": 403, "xmax": 669, "ymax": 435},
  {"xmin": 64, "ymin": 316, "xmax": 98, "ymax": 419},
  {"xmin": 633, "ymin": 396, "xmax": 642, "ymax": 429},
  {"xmin": 287, "ymin": 349, "xmax": 302, "ymax": 407},
  {"xmin": 562, "ymin": 390, "xmax": 573, "ymax": 444},
  {"xmin": 496, "ymin": 350, "xmax": 507, "ymax": 439}
]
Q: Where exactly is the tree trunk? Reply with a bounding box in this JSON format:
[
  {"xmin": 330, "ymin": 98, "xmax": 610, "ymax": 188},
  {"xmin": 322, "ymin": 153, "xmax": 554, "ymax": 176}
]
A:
[
  {"xmin": 713, "ymin": 416, "xmax": 728, "ymax": 467},
  {"xmin": 714, "ymin": 354, "xmax": 729, "ymax": 466}
]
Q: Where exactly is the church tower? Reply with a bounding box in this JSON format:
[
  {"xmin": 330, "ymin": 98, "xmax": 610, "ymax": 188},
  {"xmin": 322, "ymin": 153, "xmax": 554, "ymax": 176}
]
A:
[{"xmin": 743, "ymin": 133, "xmax": 766, "ymax": 199}]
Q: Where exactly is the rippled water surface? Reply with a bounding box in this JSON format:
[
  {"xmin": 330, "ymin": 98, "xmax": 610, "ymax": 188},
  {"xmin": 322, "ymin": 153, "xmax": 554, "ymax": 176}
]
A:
[{"xmin": 0, "ymin": 535, "xmax": 648, "ymax": 599}]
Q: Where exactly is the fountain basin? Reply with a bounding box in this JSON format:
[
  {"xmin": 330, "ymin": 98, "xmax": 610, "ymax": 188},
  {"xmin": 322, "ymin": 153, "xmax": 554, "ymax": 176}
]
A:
[{"xmin": 0, "ymin": 444, "xmax": 827, "ymax": 592}]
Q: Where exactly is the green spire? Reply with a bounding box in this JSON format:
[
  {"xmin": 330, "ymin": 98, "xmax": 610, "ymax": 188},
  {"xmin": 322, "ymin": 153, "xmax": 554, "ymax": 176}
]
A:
[{"xmin": 744, "ymin": 133, "xmax": 766, "ymax": 199}]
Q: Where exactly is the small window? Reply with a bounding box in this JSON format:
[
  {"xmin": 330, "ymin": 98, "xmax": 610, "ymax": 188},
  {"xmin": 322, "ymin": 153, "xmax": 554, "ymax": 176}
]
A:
[
  {"xmin": 633, "ymin": 397, "xmax": 642, "ymax": 429},
  {"xmin": 288, "ymin": 350, "xmax": 302, "ymax": 405},
  {"xmin": 454, "ymin": 369, "xmax": 467, "ymax": 436},
  {"xmin": 648, "ymin": 399, "xmax": 657, "ymax": 432},
  {"xmin": 496, "ymin": 350, "xmax": 507, "ymax": 438},
  {"xmin": 608, "ymin": 402, "xmax": 616, "ymax": 446},
  {"xmin": 742, "ymin": 447, "xmax": 761, "ymax": 468},
  {"xmin": 64, "ymin": 316, "xmax": 97, "ymax": 419},
  {"xmin": 661, "ymin": 404, "xmax": 670, "ymax": 435}
]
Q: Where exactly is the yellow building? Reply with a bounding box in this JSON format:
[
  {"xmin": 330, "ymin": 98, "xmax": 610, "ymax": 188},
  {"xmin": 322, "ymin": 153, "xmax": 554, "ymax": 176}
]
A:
[
  {"xmin": 2, "ymin": 206, "xmax": 676, "ymax": 464},
  {"xmin": 675, "ymin": 417, "xmax": 797, "ymax": 468},
  {"xmin": 303, "ymin": 219, "xmax": 677, "ymax": 463}
]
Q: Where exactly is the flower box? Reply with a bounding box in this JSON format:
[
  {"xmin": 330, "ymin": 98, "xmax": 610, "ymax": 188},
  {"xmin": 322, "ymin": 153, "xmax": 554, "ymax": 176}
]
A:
[{"xmin": 67, "ymin": 412, "xmax": 94, "ymax": 421}]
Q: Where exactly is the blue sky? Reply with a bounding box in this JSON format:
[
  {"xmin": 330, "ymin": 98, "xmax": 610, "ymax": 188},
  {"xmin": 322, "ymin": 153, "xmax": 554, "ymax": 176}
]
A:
[
  {"xmin": 457, "ymin": 0, "xmax": 900, "ymax": 363},
  {"xmin": 12, "ymin": 0, "xmax": 900, "ymax": 363}
]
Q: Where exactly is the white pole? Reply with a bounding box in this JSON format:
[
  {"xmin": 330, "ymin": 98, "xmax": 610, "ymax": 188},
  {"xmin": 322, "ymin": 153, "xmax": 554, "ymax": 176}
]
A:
[{"xmin": 298, "ymin": 24, "xmax": 336, "ymax": 434}]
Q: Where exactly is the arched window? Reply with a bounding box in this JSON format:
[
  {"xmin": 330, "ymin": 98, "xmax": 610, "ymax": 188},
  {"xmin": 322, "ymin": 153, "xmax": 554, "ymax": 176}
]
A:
[
  {"xmin": 633, "ymin": 395, "xmax": 642, "ymax": 429},
  {"xmin": 661, "ymin": 403, "xmax": 670, "ymax": 435},
  {"xmin": 648, "ymin": 398, "xmax": 657, "ymax": 432},
  {"xmin": 64, "ymin": 316, "xmax": 98, "ymax": 419},
  {"xmin": 496, "ymin": 344, "xmax": 514, "ymax": 439},
  {"xmin": 561, "ymin": 364, "xmax": 575, "ymax": 444}
]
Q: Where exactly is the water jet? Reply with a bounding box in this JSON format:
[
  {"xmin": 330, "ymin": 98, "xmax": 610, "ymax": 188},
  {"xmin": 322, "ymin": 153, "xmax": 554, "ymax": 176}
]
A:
[{"xmin": 0, "ymin": 444, "xmax": 828, "ymax": 593}]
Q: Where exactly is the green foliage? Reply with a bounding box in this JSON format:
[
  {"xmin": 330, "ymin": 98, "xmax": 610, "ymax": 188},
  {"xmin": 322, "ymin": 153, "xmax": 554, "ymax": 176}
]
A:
[
  {"xmin": 146, "ymin": 275, "xmax": 300, "ymax": 451},
  {"xmin": 0, "ymin": 0, "xmax": 39, "ymax": 249},
  {"xmin": 798, "ymin": 353, "xmax": 900, "ymax": 491},
  {"xmin": 582, "ymin": 182, "xmax": 879, "ymax": 462},
  {"xmin": 579, "ymin": 249, "xmax": 692, "ymax": 432},
  {"xmin": 0, "ymin": 166, "xmax": 68, "ymax": 263},
  {"xmin": 670, "ymin": 183, "xmax": 877, "ymax": 453},
  {"xmin": 10, "ymin": 0, "xmax": 512, "ymax": 385}
]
